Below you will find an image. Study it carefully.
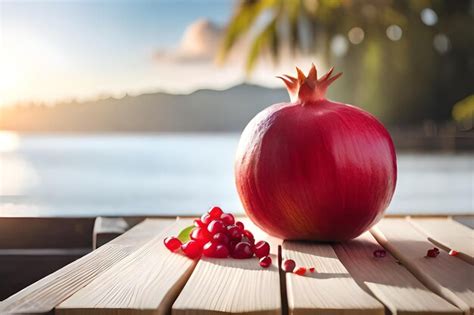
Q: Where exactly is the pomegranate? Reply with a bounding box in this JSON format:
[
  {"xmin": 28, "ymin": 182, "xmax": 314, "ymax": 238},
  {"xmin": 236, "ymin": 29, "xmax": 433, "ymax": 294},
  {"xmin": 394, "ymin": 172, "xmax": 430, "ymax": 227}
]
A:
[{"xmin": 235, "ymin": 64, "xmax": 397, "ymax": 241}]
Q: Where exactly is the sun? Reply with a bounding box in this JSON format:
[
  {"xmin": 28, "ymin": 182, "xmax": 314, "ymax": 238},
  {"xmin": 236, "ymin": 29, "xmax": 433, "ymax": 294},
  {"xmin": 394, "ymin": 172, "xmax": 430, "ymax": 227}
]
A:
[{"xmin": 0, "ymin": 29, "xmax": 66, "ymax": 106}]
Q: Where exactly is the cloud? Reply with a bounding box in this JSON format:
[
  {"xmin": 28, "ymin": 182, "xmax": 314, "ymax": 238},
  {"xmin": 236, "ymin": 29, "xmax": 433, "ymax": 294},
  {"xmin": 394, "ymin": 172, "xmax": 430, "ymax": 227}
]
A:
[
  {"xmin": 153, "ymin": 19, "xmax": 224, "ymax": 63},
  {"xmin": 151, "ymin": 18, "xmax": 328, "ymax": 93}
]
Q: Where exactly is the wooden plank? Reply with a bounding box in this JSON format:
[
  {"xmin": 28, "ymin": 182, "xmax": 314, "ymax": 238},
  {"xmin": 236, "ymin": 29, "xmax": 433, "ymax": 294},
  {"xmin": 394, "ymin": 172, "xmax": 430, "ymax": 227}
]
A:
[
  {"xmin": 56, "ymin": 219, "xmax": 197, "ymax": 315},
  {"xmin": 283, "ymin": 241, "xmax": 384, "ymax": 315},
  {"xmin": 408, "ymin": 217, "xmax": 474, "ymax": 265},
  {"xmin": 172, "ymin": 221, "xmax": 281, "ymax": 315},
  {"xmin": 334, "ymin": 232, "xmax": 461, "ymax": 315},
  {"xmin": 371, "ymin": 219, "xmax": 474, "ymax": 315},
  {"xmin": 0, "ymin": 249, "xmax": 88, "ymax": 302},
  {"xmin": 452, "ymin": 216, "xmax": 474, "ymax": 229},
  {"xmin": 0, "ymin": 219, "xmax": 174, "ymax": 314},
  {"xmin": 93, "ymin": 217, "xmax": 130, "ymax": 249}
]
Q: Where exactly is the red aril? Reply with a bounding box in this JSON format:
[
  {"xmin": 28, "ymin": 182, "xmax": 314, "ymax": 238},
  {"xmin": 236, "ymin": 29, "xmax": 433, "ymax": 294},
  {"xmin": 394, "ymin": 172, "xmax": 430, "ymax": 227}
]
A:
[
  {"xmin": 282, "ymin": 259, "xmax": 296, "ymax": 272},
  {"xmin": 202, "ymin": 241, "xmax": 217, "ymax": 257},
  {"xmin": 253, "ymin": 240, "xmax": 270, "ymax": 258},
  {"xmin": 163, "ymin": 236, "xmax": 182, "ymax": 252},
  {"xmin": 194, "ymin": 219, "xmax": 206, "ymax": 228},
  {"xmin": 235, "ymin": 221, "xmax": 244, "ymax": 231},
  {"xmin": 213, "ymin": 232, "xmax": 230, "ymax": 246},
  {"xmin": 207, "ymin": 219, "xmax": 225, "ymax": 235},
  {"xmin": 259, "ymin": 256, "xmax": 272, "ymax": 268},
  {"xmin": 164, "ymin": 206, "xmax": 273, "ymax": 268},
  {"xmin": 229, "ymin": 239, "xmax": 239, "ymax": 251},
  {"xmin": 181, "ymin": 240, "xmax": 202, "ymax": 259},
  {"xmin": 201, "ymin": 213, "xmax": 212, "ymax": 225},
  {"xmin": 214, "ymin": 244, "xmax": 230, "ymax": 258},
  {"xmin": 227, "ymin": 225, "xmax": 243, "ymax": 240},
  {"xmin": 191, "ymin": 227, "xmax": 210, "ymax": 244},
  {"xmin": 221, "ymin": 213, "xmax": 235, "ymax": 225},
  {"xmin": 242, "ymin": 230, "xmax": 255, "ymax": 244},
  {"xmin": 426, "ymin": 248, "xmax": 440, "ymax": 258},
  {"xmin": 208, "ymin": 206, "xmax": 223, "ymax": 218},
  {"xmin": 235, "ymin": 65, "xmax": 397, "ymax": 241},
  {"xmin": 294, "ymin": 267, "xmax": 306, "ymax": 276},
  {"xmin": 232, "ymin": 242, "xmax": 253, "ymax": 259},
  {"xmin": 309, "ymin": 267, "xmax": 315, "ymax": 273}
]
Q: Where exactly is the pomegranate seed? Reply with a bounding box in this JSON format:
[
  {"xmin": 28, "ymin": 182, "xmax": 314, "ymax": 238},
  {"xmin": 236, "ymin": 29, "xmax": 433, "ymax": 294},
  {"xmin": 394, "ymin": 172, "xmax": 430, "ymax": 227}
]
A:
[
  {"xmin": 449, "ymin": 249, "xmax": 459, "ymax": 256},
  {"xmin": 191, "ymin": 227, "xmax": 211, "ymax": 244},
  {"xmin": 202, "ymin": 241, "xmax": 217, "ymax": 257},
  {"xmin": 208, "ymin": 206, "xmax": 223, "ymax": 218},
  {"xmin": 227, "ymin": 225, "xmax": 243, "ymax": 240},
  {"xmin": 221, "ymin": 213, "xmax": 235, "ymax": 225},
  {"xmin": 163, "ymin": 236, "xmax": 182, "ymax": 252},
  {"xmin": 235, "ymin": 221, "xmax": 244, "ymax": 231},
  {"xmin": 213, "ymin": 232, "xmax": 230, "ymax": 246},
  {"xmin": 433, "ymin": 247, "xmax": 440, "ymax": 253},
  {"xmin": 373, "ymin": 249, "xmax": 386, "ymax": 258},
  {"xmin": 181, "ymin": 240, "xmax": 202, "ymax": 259},
  {"xmin": 294, "ymin": 267, "xmax": 306, "ymax": 276},
  {"xmin": 201, "ymin": 213, "xmax": 212, "ymax": 225},
  {"xmin": 229, "ymin": 239, "xmax": 239, "ymax": 251},
  {"xmin": 194, "ymin": 219, "xmax": 206, "ymax": 228},
  {"xmin": 253, "ymin": 240, "xmax": 270, "ymax": 258},
  {"xmin": 207, "ymin": 219, "xmax": 226, "ymax": 235},
  {"xmin": 426, "ymin": 248, "xmax": 440, "ymax": 258},
  {"xmin": 282, "ymin": 259, "xmax": 296, "ymax": 272},
  {"xmin": 309, "ymin": 267, "xmax": 315, "ymax": 273},
  {"xmin": 259, "ymin": 256, "xmax": 272, "ymax": 268},
  {"xmin": 214, "ymin": 244, "xmax": 230, "ymax": 258},
  {"xmin": 232, "ymin": 242, "xmax": 253, "ymax": 259},
  {"xmin": 242, "ymin": 230, "xmax": 254, "ymax": 242}
]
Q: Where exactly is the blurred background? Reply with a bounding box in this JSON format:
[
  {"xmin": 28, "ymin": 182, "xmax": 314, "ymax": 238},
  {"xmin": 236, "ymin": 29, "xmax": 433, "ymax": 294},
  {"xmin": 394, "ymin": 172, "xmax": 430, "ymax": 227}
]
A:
[{"xmin": 0, "ymin": 0, "xmax": 473, "ymax": 217}]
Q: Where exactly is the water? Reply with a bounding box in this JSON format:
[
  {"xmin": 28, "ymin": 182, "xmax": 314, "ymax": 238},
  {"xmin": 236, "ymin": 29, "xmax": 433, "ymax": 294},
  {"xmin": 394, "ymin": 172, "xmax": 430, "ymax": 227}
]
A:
[{"xmin": 0, "ymin": 133, "xmax": 472, "ymax": 217}]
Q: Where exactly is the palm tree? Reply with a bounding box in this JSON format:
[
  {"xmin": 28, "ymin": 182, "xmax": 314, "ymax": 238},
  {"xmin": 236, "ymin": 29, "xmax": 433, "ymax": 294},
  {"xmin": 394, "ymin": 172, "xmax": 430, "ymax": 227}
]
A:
[{"xmin": 219, "ymin": 0, "xmax": 474, "ymax": 125}]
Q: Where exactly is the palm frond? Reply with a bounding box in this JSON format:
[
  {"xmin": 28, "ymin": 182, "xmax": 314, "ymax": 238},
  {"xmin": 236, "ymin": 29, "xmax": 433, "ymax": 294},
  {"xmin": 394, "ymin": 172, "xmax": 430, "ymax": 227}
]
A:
[
  {"xmin": 218, "ymin": 0, "xmax": 278, "ymax": 63},
  {"xmin": 245, "ymin": 16, "xmax": 279, "ymax": 73}
]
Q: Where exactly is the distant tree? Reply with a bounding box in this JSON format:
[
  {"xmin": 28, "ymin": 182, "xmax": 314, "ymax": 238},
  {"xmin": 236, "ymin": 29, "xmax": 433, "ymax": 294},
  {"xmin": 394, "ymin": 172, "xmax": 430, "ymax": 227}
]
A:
[{"xmin": 219, "ymin": 0, "xmax": 474, "ymax": 125}]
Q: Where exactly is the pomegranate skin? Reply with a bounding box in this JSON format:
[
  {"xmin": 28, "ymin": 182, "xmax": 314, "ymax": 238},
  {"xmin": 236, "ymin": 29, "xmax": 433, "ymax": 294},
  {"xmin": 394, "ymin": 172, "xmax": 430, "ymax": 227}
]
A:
[{"xmin": 235, "ymin": 66, "xmax": 397, "ymax": 241}]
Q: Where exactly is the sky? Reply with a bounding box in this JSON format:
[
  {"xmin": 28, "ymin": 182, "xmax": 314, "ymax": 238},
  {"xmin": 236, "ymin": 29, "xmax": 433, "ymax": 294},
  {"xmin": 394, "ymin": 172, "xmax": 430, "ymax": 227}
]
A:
[{"xmin": 0, "ymin": 0, "xmax": 256, "ymax": 106}]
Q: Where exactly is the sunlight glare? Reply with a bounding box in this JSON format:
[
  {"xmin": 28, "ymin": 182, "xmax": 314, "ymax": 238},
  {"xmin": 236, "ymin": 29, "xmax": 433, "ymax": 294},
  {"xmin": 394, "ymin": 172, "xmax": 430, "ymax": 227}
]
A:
[{"xmin": 0, "ymin": 131, "xmax": 20, "ymax": 152}]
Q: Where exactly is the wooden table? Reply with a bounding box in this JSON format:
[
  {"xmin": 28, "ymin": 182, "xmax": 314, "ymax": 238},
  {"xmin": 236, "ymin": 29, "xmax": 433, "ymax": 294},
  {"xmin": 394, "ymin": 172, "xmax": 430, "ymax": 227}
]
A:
[{"xmin": 0, "ymin": 216, "xmax": 472, "ymax": 315}]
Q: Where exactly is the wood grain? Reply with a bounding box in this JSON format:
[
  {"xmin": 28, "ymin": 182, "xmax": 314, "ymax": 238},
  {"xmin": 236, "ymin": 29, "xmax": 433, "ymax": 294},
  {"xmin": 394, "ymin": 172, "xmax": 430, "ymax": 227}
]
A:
[
  {"xmin": 283, "ymin": 241, "xmax": 384, "ymax": 315},
  {"xmin": 371, "ymin": 219, "xmax": 474, "ymax": 315},
  {"xmin": 56, "ymin": 219, "xmax": 197, "ymax": 315},
  {"xmin": 172, "ymin": 220, "xmax": 281, "ymax": 315},
  {"xmin": 334, "ymin": 232, "xmax": 461, "ymax": 315},
  {"xmin": 0, "ymin": 219, "xmax": 174, "ymax": 314},
  {"xmin": 408, "ymin": 217, "xmax": 474, "ymax": 265}
]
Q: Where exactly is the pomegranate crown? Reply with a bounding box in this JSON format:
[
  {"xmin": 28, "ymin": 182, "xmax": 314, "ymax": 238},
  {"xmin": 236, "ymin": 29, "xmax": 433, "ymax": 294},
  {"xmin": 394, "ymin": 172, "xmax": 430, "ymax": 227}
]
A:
[{"xmin": 277, "ymin": 64, "xmax": 342, "ymax": 104}]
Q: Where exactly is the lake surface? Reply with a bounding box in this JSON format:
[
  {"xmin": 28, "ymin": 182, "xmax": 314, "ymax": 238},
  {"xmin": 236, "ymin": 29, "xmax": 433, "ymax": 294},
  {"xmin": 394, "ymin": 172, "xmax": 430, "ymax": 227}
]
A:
[{"xmin": 0, "ymin": 133, "xmax": 472, "ymax": 217}]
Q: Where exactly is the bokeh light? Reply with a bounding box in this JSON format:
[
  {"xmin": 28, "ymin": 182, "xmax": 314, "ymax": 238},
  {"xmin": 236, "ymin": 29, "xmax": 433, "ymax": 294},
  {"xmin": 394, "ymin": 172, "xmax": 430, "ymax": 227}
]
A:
[
  {"xmin": 421, "ymin": 8, "xmax": 438, "ymax": 26},
  {"xmin": 348, "ymin": 27, "xmax": 365, "ymax": 44},
  {"xmin": 433, "ymin": 34, "xmax": 450, "ymax": 54},
  {"xmin": 330, "ymin": 34, "xmax": 349, "ymax": 56},
  {"xmin": 386, "ymin": 25, "xmax": 403, "ymax": 41}
]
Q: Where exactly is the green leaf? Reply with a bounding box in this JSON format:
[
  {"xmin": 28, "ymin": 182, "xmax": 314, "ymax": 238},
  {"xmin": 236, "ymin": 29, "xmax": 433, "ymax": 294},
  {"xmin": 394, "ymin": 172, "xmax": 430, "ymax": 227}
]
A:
[{"xmin": 177, "ymin": 225, "xmax": 195, "ymax": 243}]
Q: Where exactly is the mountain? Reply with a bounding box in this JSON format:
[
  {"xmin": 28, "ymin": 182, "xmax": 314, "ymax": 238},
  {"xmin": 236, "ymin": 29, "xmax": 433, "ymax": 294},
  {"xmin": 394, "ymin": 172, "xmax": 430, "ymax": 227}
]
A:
[{"xmin": 0, "ymin": 84, "xmax": 289, "ymax": 133}]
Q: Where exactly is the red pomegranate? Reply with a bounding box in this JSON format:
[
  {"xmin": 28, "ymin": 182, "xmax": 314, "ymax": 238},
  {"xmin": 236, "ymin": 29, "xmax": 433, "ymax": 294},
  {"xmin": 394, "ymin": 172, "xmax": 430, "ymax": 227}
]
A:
[{"xmin": 235, "ymin": 64, "xmax": 397, "ymax": 241}]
